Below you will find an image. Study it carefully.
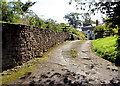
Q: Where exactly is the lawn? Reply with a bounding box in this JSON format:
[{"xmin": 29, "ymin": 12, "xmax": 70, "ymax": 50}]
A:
[{"xmin": 92, "ymin": 36, "xmax": 118, "ymax": 63}]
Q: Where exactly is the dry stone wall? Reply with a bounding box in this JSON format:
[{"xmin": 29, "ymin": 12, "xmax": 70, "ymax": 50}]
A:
[{"xmin": 2, "ymin": 23, "xmax": 70, "ymax": 71}]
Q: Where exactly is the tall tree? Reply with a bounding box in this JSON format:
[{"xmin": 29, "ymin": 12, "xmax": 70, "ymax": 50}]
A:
[
  {"xmin": 0, "ymin": 1, "xmax": 16, "ymax": 22},
  {"xmin": 64, "ymin": 12, "xmax": 81, "ymax": 28},
  {"xmin": 0, "ymin": 0, "xmax": 36, "ymax": 23},
  {"xmin": 80, "ymin": 13, "xmax": 92, "ymax": 26}
]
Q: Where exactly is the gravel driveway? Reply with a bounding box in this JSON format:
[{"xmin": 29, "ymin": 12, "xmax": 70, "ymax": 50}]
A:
[{"xmin": 9, "ymin": 40, "xmax": 120, "ymax": 85}]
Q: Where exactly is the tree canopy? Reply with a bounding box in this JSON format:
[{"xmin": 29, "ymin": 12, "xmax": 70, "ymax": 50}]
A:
[
  {"xmin": 64, "ymin": 12, "xmax": 95, "ymax": 28},
  {"xmin": 0, "ymin": 0, "xmax": 36, "ymax": 23},
  {"xmin": 64, "ymin": 12, "xmax": 81, "ymax": 28}
]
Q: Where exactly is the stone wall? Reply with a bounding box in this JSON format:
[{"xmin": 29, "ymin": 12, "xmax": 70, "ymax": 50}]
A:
[{"xmin": 2, "ymin": 23, "xmax": 69, "ymax": 71}]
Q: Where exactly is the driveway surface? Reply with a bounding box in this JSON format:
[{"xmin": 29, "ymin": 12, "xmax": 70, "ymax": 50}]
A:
[{"xmin": 9, "ymin": 40, "xmax": 119, "ymax": 85}]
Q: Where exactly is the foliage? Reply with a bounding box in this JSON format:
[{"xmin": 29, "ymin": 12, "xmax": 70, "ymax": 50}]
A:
[
  {"xmin": 94, "ymin": 25, "xmax": 105, "ymax": 38},
  {"xmin": 69, "ymin": 27, "xmax": 86, "ymax": 40},
  {"xmin": 94, "ymin": 24, "xmax": 118, "ymax": 39},
  {"xmin": 92, "ymin": 36, "xmax": 119, "ymax": 64},
  {"xmin": 70, "ymin": 0, "xmax": 120, "ymax": 25},
  {"xmin": 1, "ymin": 1, "xmax": 36, "ymax": 23},
  {"xmin": 94, "ymin": 25, "xmax": 105, "ymax": 32},
  {"xmin": 64, "ymin": 12, "xmax": 81, "ymax": 28},
  {"xmin": 44, "ymin": 18, "xmax": 61, "ymax": 31},
  {"xmin": 0, "ymin": 1, "xmax": 20, "ymax": 23},
  {"xmin": 24, "ymin": 11, "xmax": 44, "ymax": 28},
  {"xmin": 56, "ymin": 23, "xmax": 86, "ymax": 39},
  {"xmin": 64, "ymin": 12, "xmax": 94, "ymax": 28},
  {"xmin": 80, "ymin": 13, "xmax": 92, "ymax": 26}
]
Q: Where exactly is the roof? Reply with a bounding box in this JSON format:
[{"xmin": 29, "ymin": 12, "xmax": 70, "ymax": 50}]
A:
[{"xmin": 81, "ymin": 26, "xmax": 95, "ymax": 31}]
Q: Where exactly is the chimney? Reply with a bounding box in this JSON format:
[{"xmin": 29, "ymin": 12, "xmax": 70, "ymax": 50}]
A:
[{"xmin": 96, "ymin": 20, "xmax": 98, "ymax": 26}]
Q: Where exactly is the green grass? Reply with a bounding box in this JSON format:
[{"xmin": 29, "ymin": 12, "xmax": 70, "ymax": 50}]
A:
[{"xmin": 92, "ymin": 36, "xmax": 118, "ymax": 63}]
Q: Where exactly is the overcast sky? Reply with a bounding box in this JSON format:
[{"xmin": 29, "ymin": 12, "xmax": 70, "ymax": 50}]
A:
[
  {"xmin": 9, "ymin": 0, "xmax": 105, "ymax": 23},
  {"xmin": 29, "ymin": 0, "xmax": 78, "ymax": 23}
]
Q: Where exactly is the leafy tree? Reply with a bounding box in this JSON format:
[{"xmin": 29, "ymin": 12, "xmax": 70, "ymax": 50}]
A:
[
  {"xmin": 24, "ymin": 11, "xmax": 44, "ymax": 28},
  {"xmin": 1, "ymin": 0, "xmax": 36, "ymax": 23},
  {"xmin": 80, "ymin": 13, "xmax": 92, "ymax": 26},
  {"xmin": 45, "ymin": 18, "xmax": 57, "ymax": 29},
  {"xmin": 0, "ymin": 1, "xmax": 18, "ymax": 23},
  {"xmin": 64, "ymin": 12, "xmax": 82, "ymax": 28},
  {"xmin": 64, "ymin": 12, "xmax": 95, "ymax": 28},
  {"xmin": 59, "ymin": 23, "xmax": 70, "ymax": 32}
]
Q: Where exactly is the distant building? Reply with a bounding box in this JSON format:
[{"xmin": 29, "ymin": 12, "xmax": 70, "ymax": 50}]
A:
[
  {"xmin": 81, "ymin": 25, "xmax": 95, "ymax": 40},
  {"xmin": 79, "ymin": 20, "xmax": 100, "ymax": 40}
]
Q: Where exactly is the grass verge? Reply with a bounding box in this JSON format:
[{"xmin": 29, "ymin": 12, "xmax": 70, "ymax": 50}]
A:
[{"xmin": 92, "ymin": 36, "xmax": 118, "ymax": 63}]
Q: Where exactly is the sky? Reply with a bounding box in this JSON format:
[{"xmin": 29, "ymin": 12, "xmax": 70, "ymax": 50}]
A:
[
  {"xmin": 9, "ymin": 0, "xmax": 105, "ymax": 23},
  {"xmin": 29, "ymin": 0, "xmax": 78, "ymax": 23}
]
